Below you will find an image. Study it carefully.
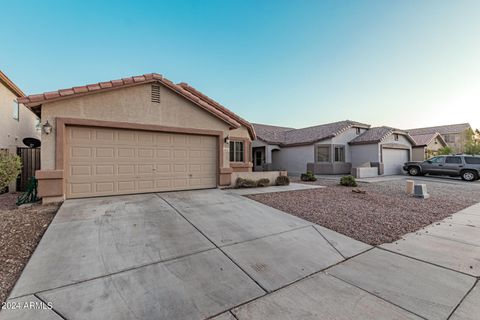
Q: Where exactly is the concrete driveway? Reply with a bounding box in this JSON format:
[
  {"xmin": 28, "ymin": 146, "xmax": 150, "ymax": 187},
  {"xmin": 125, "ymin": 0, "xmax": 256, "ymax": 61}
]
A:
[{"xmin": 1, "ymin": 187, "xmax": 479, "ymax": 320}]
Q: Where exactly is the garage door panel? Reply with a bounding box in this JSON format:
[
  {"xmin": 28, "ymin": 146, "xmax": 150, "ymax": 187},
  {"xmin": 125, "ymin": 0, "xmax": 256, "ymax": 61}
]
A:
[
  {"xmin": 66, "ymin": 126, "xmax": 217, "ymax": 198},
  {"xmin": 383, "ymin": 148, "xmax": 409, "ymax": 175}
]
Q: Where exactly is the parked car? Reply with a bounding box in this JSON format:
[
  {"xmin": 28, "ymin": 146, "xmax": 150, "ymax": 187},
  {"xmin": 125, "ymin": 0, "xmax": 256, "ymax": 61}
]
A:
[{"xmin": 403, "ymin": 155, "xmax": 480, "ymax": 181}]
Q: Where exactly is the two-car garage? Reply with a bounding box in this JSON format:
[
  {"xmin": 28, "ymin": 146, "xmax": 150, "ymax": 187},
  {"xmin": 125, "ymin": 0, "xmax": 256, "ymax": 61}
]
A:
[{"xmin": 65, "ymin": 126, "xmax": 218, "ymax": 198}]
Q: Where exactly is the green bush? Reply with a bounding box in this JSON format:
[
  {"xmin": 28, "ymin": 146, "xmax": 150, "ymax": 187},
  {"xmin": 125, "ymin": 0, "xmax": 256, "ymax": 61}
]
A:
[
  {"xmin": 256, "ymin": 178, "xmax": 270, "ymax": 187},
  {"xmin": 437, "ymin": 146, "xmax": 453, "ymax": 155},
  {"xmin": 275, "ymin": 175, "xmax": 290, "ymax": 186},
  {"xmin": 340, "ymin": 175, "xmax": 357, "ymax": 187},
  {"xmin": 300, "ymin": 171, "xmax": 317, "ymax": 181},
  {"xmin": 235, "ymin": 177, "xmax": 257, "ymax": 188},
  {"xmin": 0, "ymin": 152, "xmax": 22, "ymax": 191}
]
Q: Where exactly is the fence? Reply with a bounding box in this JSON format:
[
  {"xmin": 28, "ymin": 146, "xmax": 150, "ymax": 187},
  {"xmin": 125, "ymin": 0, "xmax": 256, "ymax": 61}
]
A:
[{"xmin": 16, "ymin": 147, "xmax": 41, "ymax": 192}]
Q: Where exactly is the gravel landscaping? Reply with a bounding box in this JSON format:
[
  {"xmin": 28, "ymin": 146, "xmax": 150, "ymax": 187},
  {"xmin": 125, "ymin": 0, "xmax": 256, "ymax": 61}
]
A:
[
  {"xmin": 0, "ymin": 193, "xmax": 60, "ymax": 303},
  {"xmin": 247, "ymin": 178, "xmax": 480, "ymax": 246}
]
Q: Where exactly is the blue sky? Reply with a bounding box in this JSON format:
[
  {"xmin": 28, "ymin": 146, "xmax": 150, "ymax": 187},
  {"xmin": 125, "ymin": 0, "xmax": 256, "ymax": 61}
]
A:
[{"xmin": 1, "ymin": 0, "xmax": 479, "ymax": 130}]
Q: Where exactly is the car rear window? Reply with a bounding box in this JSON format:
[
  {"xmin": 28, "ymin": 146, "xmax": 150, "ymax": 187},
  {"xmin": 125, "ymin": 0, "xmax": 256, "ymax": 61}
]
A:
[
  {"xmin": 445, "ymin": 156, "xmax": 462, "ymax": 164},
  {"xmin": 465, "ymin": 157, "xmax": 480, "ymax": 164}
]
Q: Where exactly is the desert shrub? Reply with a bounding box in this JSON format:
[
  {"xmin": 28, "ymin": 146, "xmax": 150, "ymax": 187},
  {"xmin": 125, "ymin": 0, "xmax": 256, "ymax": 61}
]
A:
[
  {"xmin": 275, "ymin": 175, "xmax": 290, "ymax": 186},
  {"xmin": 300, "ymin": 171, "xmax": 317, "ymax": 182},
  {"xmin": 0, "ymin": 152, "xmax": 22, "ymax": 191},
  {"xmin": 235, "ymin": 177, "xmax": 257, "ymax": 188},
  {"xmin": 256, "ymin": 178, "xmax": 270, "ymax": 187},
  {"xmin": 437, "ymin": 146, "xmax": 453, "ymax": 155},
  {"xmin": 340, "ymin": 175, "xmax": 357, "ymax": 187}
]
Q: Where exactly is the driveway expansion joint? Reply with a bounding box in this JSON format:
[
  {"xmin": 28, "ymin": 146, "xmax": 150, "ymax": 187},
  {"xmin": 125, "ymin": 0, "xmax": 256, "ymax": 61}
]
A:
[
  {"xmin": 156, "ymin": 193, "xmax": 269, "ymax": 294},
  {"xmin": 326, "ymin": 272, "xmax": 429, "ymax": 320},
  {"xmin": 447, "ymin": 278, "xmax": 479, "ymax": 320},
  {"xmin": 33, "ymin": 293, "xmax": 68, "ymax": 320},
  {"xmin": 378, "ymin": 246, "xmax": 478, "ymax": 278}
]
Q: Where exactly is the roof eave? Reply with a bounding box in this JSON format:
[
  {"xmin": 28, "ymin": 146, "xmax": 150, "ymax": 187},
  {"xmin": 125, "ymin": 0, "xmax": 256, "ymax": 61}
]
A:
[{"xmin": 0, "ymin": 71, "xmax": 25, "ymax": 97}]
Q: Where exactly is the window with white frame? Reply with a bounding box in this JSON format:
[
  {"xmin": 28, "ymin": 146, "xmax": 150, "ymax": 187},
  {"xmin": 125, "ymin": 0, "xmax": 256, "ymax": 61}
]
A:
[
  {"xmin": 12, "ymin": 101, "xmax": 19, "ymax": 121},
  {"xmin": 229, "ymin": 141, "xmax": 244, "ymax": 162},
  {"xmin": 334, "ymin": 146, "xmax": 345, "ymax": 162},
  {"xmin": 316, "ymin": 146, "xmax": 330, "ymax": 162}
]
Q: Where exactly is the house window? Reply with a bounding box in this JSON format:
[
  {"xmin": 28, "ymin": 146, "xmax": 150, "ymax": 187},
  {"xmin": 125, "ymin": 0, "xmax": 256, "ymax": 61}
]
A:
[
  {"xmin": 334, "ymin": 146, "xmax": 345, "ymax": 162},
  {"xmin": 229, "ymin": 141, "xmax": 244, "ymax": 162},
  {"xmin": 316, "ymin": 146, "xmax": 330, "ymax": 162},
  {"xmin": 356, "ymin": 127, "xmax": 361, "ymax": 135},
  {"xmin": 394, "ymin": 134, "xmax": 399, "ymax": 141},
  {"xmin": 12, "ymin": 101, "xmax": 19, "ymax": 121}
]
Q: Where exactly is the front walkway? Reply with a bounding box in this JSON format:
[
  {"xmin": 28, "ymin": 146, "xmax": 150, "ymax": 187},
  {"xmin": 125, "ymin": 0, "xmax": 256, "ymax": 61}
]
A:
[{"xmin": 1, "ymin": 188, "xmax": 478, "ymax": 320}]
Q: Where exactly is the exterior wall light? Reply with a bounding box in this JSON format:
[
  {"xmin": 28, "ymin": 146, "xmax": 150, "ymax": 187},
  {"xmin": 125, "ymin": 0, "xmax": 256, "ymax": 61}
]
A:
[
  {"xmin": 43, "ymin": 120, "xmax": 52, "ymax": 134},
  {"xmin": 224, "ymin": 134, "xmax": 230, "ymax": 144}
]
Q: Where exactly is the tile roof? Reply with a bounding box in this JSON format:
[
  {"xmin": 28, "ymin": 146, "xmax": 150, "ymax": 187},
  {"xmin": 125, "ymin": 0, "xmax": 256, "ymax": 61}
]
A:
[
  {"xmin": 17, "ymin": 73, "xmax": 246, "ymax": 130},
  {"xmin": 407, "ymin": 123, "xmax": 471, "ymax": 135},
  {"xmin": 254, "ymin": 120, "xmax": 370, "ymax": 146},
  {"xmin": 177, "ymin": 82, "xmax": 255, "ymax": 139},
  {"xmin": 410, "ymin": 132, "xmax": 446, "ymax": 147},
  {"xmin": 349, "ymin": 126, "xmax": 415, "ymax": 145},
  {"xmin": 252, "ymin": 123, "xmax": 294, "ymax": 145},
  {"xmin": 0, "ymin": 70, "xmax": 25, "ymax": 97}
]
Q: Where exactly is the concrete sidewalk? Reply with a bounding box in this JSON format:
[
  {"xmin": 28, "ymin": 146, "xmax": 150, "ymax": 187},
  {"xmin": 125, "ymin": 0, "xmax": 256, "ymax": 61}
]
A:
[{"xmin": 1, "ymin": 190, "xmax": 478, "ymax": 320}]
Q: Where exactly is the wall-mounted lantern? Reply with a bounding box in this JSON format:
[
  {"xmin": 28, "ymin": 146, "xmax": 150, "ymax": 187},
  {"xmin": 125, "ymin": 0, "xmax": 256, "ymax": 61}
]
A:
[{"xmin": 43, "ymin": 120, "xmax": 52, "ymax": 134}]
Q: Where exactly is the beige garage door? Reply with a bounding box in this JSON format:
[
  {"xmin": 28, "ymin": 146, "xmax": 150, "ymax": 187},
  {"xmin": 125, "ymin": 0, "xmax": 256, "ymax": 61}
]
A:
[{"xmin": 65, "ymin": 126, "xmax": 217, "ymax": 198}]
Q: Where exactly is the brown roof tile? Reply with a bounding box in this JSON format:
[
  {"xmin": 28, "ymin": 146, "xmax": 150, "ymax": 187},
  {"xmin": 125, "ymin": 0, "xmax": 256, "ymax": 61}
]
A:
[
  {"xmin": 410, "ymin": 132, "xmax": 447, "ymax": 147},
  {"xmin": 253, "ymin": 120, "xmax": 370, "ymax": 146},
  {"xmin": 178, "ymin": 82, "xmax": 256, "ymax": 139},
  {"xmin": 18, "ymin": 73, "xmax": 242, "ymax": 130},
  {"xmin": 407, "ymin": 123, "xmax": 471, "ymax": 135},
  {"xmin": 349, "ymin": 126, "xmax": 415, "ymax": 145}
]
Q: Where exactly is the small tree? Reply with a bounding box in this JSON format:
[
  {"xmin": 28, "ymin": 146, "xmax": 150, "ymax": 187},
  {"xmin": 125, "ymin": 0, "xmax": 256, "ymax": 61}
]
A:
[
  {"xmin": 0, "ymin": 152, "xmax": 22, "ymax": 191},
  {"xmin": 437, "ymin": 146, "xmax": 453, "ymax": 155}
]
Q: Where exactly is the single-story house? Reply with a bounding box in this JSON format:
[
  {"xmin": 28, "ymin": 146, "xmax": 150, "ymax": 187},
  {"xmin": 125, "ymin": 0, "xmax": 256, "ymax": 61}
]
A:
[
  {"xmin": 407, "ymin": 123, "xmax": 472, "ymax": 153},
  {"xmin": 349, "ymin": 126, "xmax": 416, "ymax": 175},
  {"xmin": 252, "ymin": 120, "xmax": 371, "ymax": 176},
  {"xmin": 409, "ymin": 132, "xmax": 447, "ymax": 161},
  {"xmin": 253, "ymin": 121, "xmax": 416, "ymax": 176},
  {"xmin": 19, "ymin": 73, "xmax": 255, "ymax": 202}
]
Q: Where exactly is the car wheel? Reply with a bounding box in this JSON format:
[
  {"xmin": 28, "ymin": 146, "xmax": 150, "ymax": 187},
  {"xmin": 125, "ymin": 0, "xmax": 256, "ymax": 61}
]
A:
[
  {"xmin": 408, "ymin": 166, "xmax": 420, "ymax": 176},
  {"xmin": 461, "ymin": 170, "xmax": 478, "ymax": 182}
]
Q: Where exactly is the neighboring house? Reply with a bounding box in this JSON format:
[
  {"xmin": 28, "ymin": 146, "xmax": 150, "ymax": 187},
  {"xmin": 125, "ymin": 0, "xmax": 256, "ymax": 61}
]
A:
[
  {"xmin": 252, "ymin": 120, "xmax": 371, "ymax": 176},
  {"xmin": 349, "ymin": 127, "xmax": 415, "ymax": 175},
  {"xmin": 410, "ymin": 132, "xmax": 447, "ymax": 161},
  {"xmin": 407, "ymin": 123, "xmax": 473, "ymax": 153},
  {"xmin": 0, "ymin": 70, "xmax": 40, "ymax": 151},
  {"xmin": 19, "ymin": 73, "xmax": 255, "ymax": 202}
]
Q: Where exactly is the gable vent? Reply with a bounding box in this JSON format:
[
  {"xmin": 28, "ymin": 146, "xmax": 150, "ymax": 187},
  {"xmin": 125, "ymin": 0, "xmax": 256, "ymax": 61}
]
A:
[{"xmin": 151, "ymin": 84, "xmax": 160, "ymax": 103}]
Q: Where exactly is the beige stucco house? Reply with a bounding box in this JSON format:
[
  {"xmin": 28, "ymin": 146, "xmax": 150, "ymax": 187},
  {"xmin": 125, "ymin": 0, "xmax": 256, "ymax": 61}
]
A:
[
  {"xmin": 0, "ymin": 70, "xmax": 40, "ymax": 152},
  {"xmin": 407, "ymin": 123, "xmax": 472, "ymax": 153},
  {"xmin": 410, "ymin": 132, "xmax": 447, "ymax": 161},
  {"xmin": 19, "ymin": 73, "xmax": 255, "ymax": 202}
]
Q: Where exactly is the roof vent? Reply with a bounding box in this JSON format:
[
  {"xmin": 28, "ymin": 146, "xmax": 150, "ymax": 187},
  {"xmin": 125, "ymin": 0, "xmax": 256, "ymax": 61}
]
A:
[{"xmin": 151, "ymin": 84, "xmax": 160, "ymax": 103}]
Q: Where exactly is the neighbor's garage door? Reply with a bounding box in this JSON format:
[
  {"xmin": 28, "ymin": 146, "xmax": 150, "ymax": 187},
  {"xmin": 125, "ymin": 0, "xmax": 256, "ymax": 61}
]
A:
[
  {"xmin": 382, "ymin": 148, "xmax": 409, "ymax": 175},
  {"xmin": 65, "ymin": 126, "xmax": 217, "ymax": 198}
]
